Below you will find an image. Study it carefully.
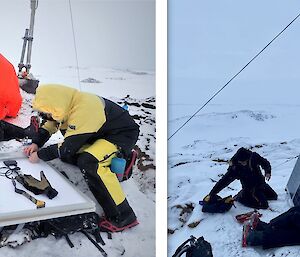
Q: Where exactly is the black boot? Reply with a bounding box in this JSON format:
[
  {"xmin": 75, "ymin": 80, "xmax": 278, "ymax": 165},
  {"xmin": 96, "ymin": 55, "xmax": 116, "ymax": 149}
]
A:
[
  {"xmin": 255, "ymin": 220, "xmax": 269, "ymax": 231},
  {"xmin": 246, "ymin": 230, "xmax": 263, "ymax": 246},
  {"xmin": 99, "ymin": 199, "xmax": 138, "ymax": 232}
]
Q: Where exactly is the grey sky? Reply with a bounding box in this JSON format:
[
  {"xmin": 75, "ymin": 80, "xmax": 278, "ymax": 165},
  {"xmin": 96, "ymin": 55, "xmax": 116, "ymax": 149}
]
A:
[
  {"xmin": 169, "ymin": 0, "xmax": 300, "ymax": 109},
  {"xmin": 1, "ymin": 0, "xmax": 155, "ymax": 71}
]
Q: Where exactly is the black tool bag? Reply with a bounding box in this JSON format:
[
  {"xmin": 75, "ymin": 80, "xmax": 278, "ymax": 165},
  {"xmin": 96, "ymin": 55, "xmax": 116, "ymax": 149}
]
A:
[
  {"xmin": 37, "ymin": 212, "xmax": 102, "ymax": 242},
  {"xmin": 172, "ymin": 236, "xmax": 213, "ymax": 257},
  {"xmin": 0, "ymin": 212, "xmax": 107, "ymax": 256},
  {"xmin": 27, "ymin": 212, "xmax": 107, "ymax": 256},
  {"xmin": 201, "ymin": 195, "xmax": 234, "ymax": 213}
]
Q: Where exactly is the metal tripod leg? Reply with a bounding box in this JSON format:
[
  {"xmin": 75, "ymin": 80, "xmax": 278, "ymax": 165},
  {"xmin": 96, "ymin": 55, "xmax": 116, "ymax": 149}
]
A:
[
  {"xmin": 26, "ymin": 0, "xmax": 38, "ymax": 74},
  {"xmin": 18, "ymin": 29, "xmax": 29, "ymax": 73},
  {"xmin": 18, "ymin": 0, "xmax": 39, "ymax": 94},
  {"xmin": 18, "ymin": 0, "xmax": 38, "ymax": 75}
]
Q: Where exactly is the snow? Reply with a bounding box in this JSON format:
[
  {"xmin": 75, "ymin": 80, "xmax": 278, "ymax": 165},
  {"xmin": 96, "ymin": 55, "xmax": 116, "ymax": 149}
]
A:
[
  {"xmin": 168, "ymin": 104, "xmax": 300, "ymax": 257},
  {"xmin": 169, "ymin": 1, "xmax": 300, "ymax": 256},
  {"xmin": 1, "ymin": 1, "xmax": 155, "ymax": 256}
]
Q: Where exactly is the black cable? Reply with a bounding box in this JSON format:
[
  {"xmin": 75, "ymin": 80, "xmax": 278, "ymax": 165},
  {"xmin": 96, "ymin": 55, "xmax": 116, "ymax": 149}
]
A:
[
  {"xmin": 0, "ymin": 167, "xmax": 11, "ymax": 178},
  {"xmin": 81, "ymin": 231, "xmax": 108, "ymax": 257},
  {"xmin": 0, "ymin": 166, "xmax": 21, "ymax": 179},
  {"xmin": 68, "ymin": 0, "xmax": 82, "ymax": 91},
  {"xmin": 273, "ymin": 154, "xmax": 300, "ymax": 169},
  {"xmin": 168, "ymin": 12, "xmax": 300, "ymax": 141}
]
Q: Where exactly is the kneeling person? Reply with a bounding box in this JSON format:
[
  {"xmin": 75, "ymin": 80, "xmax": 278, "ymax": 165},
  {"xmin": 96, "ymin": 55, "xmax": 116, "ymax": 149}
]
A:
[
  {"xmin": 23, "ymin": 84, "xmax": 140, "ymax": 232},
  {"xmin": 205, "ymin": 147, "xmax": 277, "ymax": 209}
]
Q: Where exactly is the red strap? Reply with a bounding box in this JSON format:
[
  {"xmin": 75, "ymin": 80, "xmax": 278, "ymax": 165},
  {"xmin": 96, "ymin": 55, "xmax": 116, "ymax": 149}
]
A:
[
  {"xmin": 99, "ymin": 219, "xmax": 139, "ymax": 232},
  {"xmin": 124, "ymin": 149, "xmax": 138, "ymax": 177}
]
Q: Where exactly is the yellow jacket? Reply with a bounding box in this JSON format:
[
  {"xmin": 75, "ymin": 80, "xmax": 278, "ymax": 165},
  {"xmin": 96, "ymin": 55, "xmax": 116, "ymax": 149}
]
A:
[
  {"xmin": 33, "ymin": 84, "xmax": 106, "ymax": 137},
  {"xmin": 33, "ymin": 84, "xmax": 139, "ymax": 162}
]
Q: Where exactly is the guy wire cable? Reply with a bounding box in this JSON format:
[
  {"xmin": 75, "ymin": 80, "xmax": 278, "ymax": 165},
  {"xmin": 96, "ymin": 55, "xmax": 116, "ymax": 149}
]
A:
[
  {"xmin": 168, "ymin": 12, "xmax": 300, "ymax": 141},
  {"xmin": 68, "ymin": 0, "xmax": 82, "ymax": 91},
  {"xmin": 273, "ymin": 154, "xmax": 300, "ymax": 169}
]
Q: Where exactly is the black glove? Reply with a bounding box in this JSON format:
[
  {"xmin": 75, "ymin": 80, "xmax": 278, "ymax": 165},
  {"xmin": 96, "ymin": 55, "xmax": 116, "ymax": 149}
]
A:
[
  {"xmin": 16, "ymin": 171, "xmax": 58, "ymax": 199},
  {"xmin": 203, "ymin": 195, "xmax": 211, "ymax": 202}
]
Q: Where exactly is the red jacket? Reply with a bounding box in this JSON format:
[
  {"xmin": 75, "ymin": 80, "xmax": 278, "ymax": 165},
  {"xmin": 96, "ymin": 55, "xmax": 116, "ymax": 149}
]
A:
[{"xmin": 0, "ymin": 54, "xmax": 22, "ymax": 119}]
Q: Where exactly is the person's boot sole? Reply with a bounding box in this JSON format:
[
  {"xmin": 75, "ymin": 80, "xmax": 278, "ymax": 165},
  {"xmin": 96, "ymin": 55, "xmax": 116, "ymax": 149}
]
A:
[{"xmin": 99, "ymin": 219, "xmax": 139, "ymax": 232}]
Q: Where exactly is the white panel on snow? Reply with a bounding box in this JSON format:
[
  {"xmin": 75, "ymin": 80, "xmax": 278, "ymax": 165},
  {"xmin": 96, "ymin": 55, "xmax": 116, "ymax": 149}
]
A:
[
  {"xmin": 0, "ymin": 156, "xmax": 95, "ymax": 227},
  {"xmin": 286, "ymin": 156, "xmax": 300, "ymax": 206}
]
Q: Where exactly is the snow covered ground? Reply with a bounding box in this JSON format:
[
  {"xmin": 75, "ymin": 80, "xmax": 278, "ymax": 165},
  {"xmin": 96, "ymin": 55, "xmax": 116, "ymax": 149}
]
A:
[
  {"xmin": 168, "ymin": 104, "xmax": 300, "ymax": 257},
  {"xmin": 0, "ymin": 69, "xmax": 155, "ymax": 257},
  {"xmin": 1, "ymin": 0, "xmax": 155, "ymax": 256},
  {"xmin": 168, "ymin": 1, "xmax": 300, "ymax": 256}
]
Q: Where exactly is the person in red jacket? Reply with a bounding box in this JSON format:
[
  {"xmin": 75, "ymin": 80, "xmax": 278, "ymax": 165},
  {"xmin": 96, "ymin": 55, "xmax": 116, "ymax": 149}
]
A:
[{"xmin": 0, "ymin": 53, "xmax": 22, "ymax": 120}]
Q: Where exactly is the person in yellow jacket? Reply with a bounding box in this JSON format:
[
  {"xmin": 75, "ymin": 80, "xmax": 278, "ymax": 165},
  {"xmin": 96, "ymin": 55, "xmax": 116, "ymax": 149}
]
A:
[{"xmin": 23, "ymin": 84, "xmax": 140, "ymax": 232}]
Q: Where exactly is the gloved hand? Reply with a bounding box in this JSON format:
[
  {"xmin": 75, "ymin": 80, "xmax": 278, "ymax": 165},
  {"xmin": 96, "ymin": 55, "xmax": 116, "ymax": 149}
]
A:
[
  {"xmin": 203, "ymin": 195, "xmax": 211, "ymax": 202},
  {"xmin": 265, "ymin": 173, "xmax": 271, "ymax": 181},
  {"xmin": 16, "ymin": 171, "xmax": 58, "ymax": 199},
  {"xmin": 224, "ymin": 195, "xmax": 235, "ymax": 204}
]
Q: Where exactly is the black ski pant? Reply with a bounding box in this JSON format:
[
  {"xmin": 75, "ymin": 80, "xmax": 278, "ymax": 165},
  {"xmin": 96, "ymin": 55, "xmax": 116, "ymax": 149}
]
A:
[
  {"xmin": 236, "ymin": 183, "xmax": 277, "ymax": 209},
  {"xmin": 255, "ymin": 206, "xmax": 300, "ymax": 249},
  {"xmin": 0, "ymin": 120, "xmax": 26, "ymax": 141},
  {"xmin": 76, "ymin": 151, "xmax": 135, "ymax": 220}
]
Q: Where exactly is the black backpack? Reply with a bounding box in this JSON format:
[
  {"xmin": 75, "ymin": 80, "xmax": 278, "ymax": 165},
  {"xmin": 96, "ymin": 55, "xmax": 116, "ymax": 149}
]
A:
[
  {"xmin": 4, "ymin": 212, "xmax": 108, "ymax": 256},
  {"xmin": 200, "ymin": 195, "xmax": 234, "ymax": 213},
  {"xmin": 172, "ymin": 236, "xmax": 213, "ymax": 257}
]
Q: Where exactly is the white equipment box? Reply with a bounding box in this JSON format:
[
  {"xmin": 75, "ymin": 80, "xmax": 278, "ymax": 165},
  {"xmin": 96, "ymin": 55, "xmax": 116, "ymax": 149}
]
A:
[
  {"xmin": 286, "ymin": 155, "xmax": 300, "ymax": 206},
  {"xmin": 0, "ymin": 155, "xmax": 95, "ymax": 227}
]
